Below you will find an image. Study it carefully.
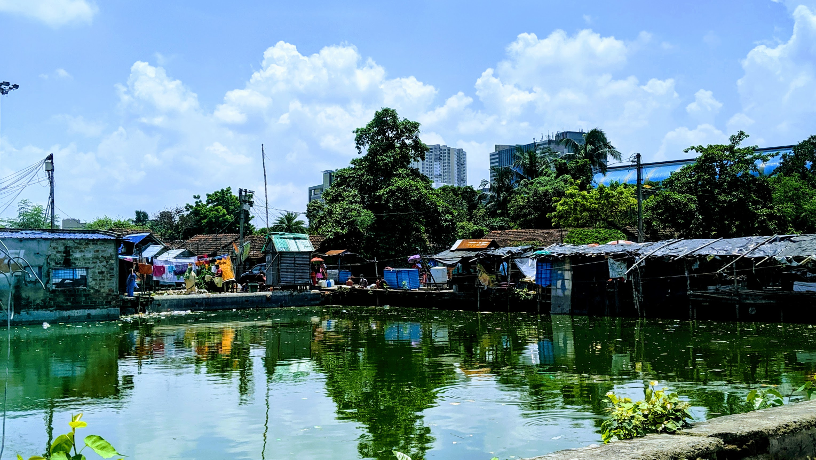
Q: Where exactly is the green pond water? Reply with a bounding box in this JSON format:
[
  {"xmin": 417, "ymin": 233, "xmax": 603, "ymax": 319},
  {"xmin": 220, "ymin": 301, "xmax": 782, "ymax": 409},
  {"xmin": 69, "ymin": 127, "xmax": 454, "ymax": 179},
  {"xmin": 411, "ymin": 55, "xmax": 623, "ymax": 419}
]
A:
[{"xmin": 3, "ymin": 307, "xmax": 816, "ymax": 460}]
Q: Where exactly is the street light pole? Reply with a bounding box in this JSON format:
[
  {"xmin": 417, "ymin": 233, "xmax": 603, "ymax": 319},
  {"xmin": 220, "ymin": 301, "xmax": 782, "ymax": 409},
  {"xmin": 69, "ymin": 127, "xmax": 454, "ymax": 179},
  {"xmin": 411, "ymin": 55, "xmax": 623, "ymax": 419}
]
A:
[{"xmin": 0, "ymin": 81, "xmax": 21, "ymax": 171}]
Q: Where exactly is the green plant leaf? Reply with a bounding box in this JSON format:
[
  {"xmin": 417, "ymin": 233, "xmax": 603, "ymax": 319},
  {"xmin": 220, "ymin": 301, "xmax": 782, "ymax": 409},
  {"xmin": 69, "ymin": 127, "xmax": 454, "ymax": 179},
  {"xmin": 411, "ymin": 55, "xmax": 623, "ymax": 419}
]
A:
[
  {"xmin": 26, "ymin": 457, "xmax": 45, "ymax": 460},
  {"xmin": 392, "ymin": 451, "xmax": 411, "ymax": 460},
  {"xmin": 51, "ymin": 434, "xmax": 74, "ymax": 454},
  {"xmin": 84, "ymin": 435, "xmax": 122, "ymax": 459},
  {"xmin": 51, "ymin": 453, "xmax": 69, "ymax": 460},
  {"xmin": 69, "ymin": 421, "xmax": 88, "ymax": 429}
]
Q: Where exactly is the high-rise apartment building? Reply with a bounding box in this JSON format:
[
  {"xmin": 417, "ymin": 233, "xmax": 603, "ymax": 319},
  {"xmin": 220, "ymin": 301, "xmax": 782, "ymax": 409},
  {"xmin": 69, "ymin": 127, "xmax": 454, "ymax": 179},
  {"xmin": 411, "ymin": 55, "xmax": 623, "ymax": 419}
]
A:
[
  {"xmin": 307, "ymin": 170, "xmax": 336, "ymax": 203},
  {"xmin": 411, "ymin": 144, "xmax": 467, "ymax": 188},
  {"xmin": 489, "ymin": 130, "xmax": 586, "ymax": 183}
]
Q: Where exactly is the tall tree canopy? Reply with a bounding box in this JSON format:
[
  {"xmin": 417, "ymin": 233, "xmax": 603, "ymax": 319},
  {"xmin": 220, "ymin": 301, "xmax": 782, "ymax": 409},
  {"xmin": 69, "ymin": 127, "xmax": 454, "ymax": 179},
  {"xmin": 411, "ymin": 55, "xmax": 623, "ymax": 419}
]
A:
[
  {"xmin": 645, "ymin": 131, "xmax": 775, "ymax": 238},
  {"xmin": 309, "ymin": 108, "xmax": 456, "ymax": 259},
  {"xmin": 268, "ymin": 211, "xmax": 307, "ymax": 234},
  {"xmin": 559, "ymin": 128, "xmax": 622, "ymax": 175},
  {"xmin": 0, "ymin": 200, "xmax": 52, "ymax": 229},
  {"xmin": 183, "ymin": 187, "xmax": 253, "ymax": 238}
]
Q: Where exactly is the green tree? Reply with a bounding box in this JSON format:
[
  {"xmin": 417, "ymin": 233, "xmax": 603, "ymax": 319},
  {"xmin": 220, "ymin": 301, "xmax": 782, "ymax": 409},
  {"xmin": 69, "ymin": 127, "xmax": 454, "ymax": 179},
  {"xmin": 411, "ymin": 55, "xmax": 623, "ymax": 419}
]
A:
[
  {"xmin": 149, "ymin": 207, "xmax": 192, "ymax": 241},
  {"xmin": 508, "ymin": 171, "xmax": 572, "ymax": 228},
  {"xmin": 0, "ymin": 200, "xmax": 51, "ymax": 229},
  {"xmin": 550, "ymin": 182, "xmax": 636, "ymax": 229},
  {"xmin": 770, "ymin": 175, "xmax": 816, "ymax": 234},
  {"xmin": 554, "ymin": 158, "xmax": 594, "ymax": 190},
  {"xmin": 512, "ymin": 145, "xmax": 558, "ymax": 183},
  {"xmin": 85, "ymin": 216, "xmax": 146, "ymax": 231},
  {"xmin": 309, "ymin": 108, "xmax": 456, "ymax": 258},
  {"xmin": 776, "ymin": 135, "xmax": 816, "ymax": 185},
  {"xmin": 559, "ymin": 128, "xmax": 622, "ymax": 175},
  {"xmin": 183, "ymin": 187, "xmax": 253, "ymax": 237},
  {"xmin": 269, "ymin": 211, "xmax": 307, "ymax": 234},
  {"xmin": 436, "ymin": 185, "xmax": 488, "ymax": 238},
  {"xmin": 481, "ymin": 166, "xmax": 516, "ymax": 219},
  {"xmin": 644, "ymin": 131, "xmax": 775, "ymax": 238},
  {"xmin": 134, "ymin": 210, "xmax": 149, "ymax": 226}
]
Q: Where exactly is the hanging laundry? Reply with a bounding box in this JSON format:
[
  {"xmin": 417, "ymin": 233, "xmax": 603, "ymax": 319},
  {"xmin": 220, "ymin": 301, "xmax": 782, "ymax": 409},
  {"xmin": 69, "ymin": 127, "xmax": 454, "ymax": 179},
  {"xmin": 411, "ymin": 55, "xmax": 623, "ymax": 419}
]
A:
[
  {"xmin": 216, "ymin": 257, "xmax": 235, "ymax": 281},
  {"xmin": 138, "ymin": 263, "xmax": 153, "ymax": 275},
  {"xmin": 153, "ymin": 264, "xmax": 166, "ymax": 278}
]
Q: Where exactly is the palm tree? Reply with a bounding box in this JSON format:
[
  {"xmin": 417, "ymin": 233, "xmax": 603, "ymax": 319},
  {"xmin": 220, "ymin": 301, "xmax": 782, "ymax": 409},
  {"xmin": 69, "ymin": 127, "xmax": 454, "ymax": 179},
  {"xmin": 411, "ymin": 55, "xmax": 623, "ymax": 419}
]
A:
[
  {"xmin": 479, "ymin": 166, "xmax": 515, "ymax": 218},
  {"xmin": 559, "ymin": 128, "xmax": 621, "ymax": 175},
  {"xmin": 512, "ymin": 145, "xmax": 559, "ymax": 182},
  {"xmin": 270, "ymin": 211, "xmax": 307, "ymax": 234}
]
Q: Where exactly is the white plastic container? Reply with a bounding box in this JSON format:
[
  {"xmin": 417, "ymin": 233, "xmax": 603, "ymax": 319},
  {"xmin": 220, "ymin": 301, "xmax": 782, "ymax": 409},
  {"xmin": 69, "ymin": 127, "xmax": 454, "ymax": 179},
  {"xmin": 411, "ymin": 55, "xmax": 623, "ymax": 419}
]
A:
[{"xmin": 430, "ymin": 267, "xmax": 448, "ymax": 284}]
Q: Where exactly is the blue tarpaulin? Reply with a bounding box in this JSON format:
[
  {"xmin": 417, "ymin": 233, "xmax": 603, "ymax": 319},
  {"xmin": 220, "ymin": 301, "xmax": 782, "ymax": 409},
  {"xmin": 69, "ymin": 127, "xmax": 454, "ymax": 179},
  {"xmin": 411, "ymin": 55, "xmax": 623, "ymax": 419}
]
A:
[{"xmin": 536, "ymin": 261, "xmax": 553, "ymax": 287}]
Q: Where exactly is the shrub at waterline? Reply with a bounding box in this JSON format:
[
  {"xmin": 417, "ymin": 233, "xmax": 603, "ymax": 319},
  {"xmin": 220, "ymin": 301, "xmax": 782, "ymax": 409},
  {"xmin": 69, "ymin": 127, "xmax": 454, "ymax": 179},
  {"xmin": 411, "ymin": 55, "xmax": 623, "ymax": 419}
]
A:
[{"xmin": 601, "ymin": 381, "xmax": 693, "ymax": 443}]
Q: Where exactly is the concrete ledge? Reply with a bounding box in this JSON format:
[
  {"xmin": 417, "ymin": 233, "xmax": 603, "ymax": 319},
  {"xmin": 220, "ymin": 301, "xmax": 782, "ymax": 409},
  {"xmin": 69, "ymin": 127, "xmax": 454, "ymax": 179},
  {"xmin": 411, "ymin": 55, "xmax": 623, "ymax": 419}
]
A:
[
  {"xmin": 0, "ymin": 307, "xmax": 121, "ymax": 324},
  {"xmin": 148, "ymin": 291, "xmax": 321, "ymax": 313},
  {"xmin": 525, "ymin": 400, "xmax": 816, "ymax": 460},
  {"xmin": 526, "ymin": 434, "xmax": 723, "ymax": 460}
]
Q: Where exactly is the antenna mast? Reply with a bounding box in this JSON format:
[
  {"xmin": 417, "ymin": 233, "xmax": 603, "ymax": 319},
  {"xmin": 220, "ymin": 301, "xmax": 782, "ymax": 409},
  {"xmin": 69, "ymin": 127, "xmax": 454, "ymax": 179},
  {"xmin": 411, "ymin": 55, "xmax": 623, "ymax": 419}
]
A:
[{"xmin": 261, "ymin": 144, "xmax": 269, "ymax": 233}]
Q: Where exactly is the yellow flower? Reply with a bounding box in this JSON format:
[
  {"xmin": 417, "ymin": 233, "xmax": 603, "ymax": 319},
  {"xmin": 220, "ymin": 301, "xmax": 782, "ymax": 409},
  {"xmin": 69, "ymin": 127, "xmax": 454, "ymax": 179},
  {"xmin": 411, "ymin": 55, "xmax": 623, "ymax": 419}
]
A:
[{"xmin": 650, "ymin": 380, "xmax": 659, "ymax": 386}]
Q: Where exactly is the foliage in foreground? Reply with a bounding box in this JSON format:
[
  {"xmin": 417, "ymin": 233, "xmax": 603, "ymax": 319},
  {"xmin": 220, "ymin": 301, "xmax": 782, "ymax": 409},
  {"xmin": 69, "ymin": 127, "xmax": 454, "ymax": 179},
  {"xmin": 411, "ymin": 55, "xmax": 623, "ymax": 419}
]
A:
[
  {"xmin": 746, "ymin": 387, "xmax": 784, "ymax": 410},
  {"xmin": 18, "ymin": 413, "xmax": 123, "ymax": 460},
  {"xmin": 601, "ymin": 381, "xmax": 692, "ymax": 443}
]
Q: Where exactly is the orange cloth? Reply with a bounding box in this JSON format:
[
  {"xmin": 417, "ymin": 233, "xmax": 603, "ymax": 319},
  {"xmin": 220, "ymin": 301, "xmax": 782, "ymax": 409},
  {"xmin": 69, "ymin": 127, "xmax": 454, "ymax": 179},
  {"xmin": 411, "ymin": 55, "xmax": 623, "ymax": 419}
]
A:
[
  {"xmin": 216, "ymin": 258, "xmax": 235, "ymax": 282},
  {"xmin": 138, "ymin": 263, "xmax": 153, "ymax": 275}
]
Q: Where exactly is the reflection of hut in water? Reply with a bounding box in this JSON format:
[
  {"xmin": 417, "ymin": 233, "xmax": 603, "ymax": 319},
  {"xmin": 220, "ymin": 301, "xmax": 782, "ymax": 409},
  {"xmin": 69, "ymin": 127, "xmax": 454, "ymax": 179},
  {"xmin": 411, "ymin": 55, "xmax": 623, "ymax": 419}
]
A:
[{"xmin": 263, "ymin": 233, "xmax": 314, "ymax": 288}]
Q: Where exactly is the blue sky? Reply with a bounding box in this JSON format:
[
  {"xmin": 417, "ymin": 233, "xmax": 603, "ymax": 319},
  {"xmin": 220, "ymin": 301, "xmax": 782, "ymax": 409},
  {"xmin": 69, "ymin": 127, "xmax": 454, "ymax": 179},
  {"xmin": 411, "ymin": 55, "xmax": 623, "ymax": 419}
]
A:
[{"xmin": 1, "ymin": 0, "xmax": 815, "ymax": 225}]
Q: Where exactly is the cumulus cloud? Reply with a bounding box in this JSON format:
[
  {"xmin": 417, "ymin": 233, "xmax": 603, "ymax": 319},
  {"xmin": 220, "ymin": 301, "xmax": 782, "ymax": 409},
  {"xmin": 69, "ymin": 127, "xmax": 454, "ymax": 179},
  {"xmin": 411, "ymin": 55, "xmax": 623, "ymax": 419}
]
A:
[
  {"xmin": 732, "ymin": 5, "xmax": 816, "ymax": 145},
  {"xmin": 655, "ymin": 124, "xmax": 729, "ymax": 160},
  {"xmin": 55, "ymin": 114, "xmax": 106, "ymax": 137},
  {"xmin": 686, "ymin": 89, "xmax": 722, "ymax": 123},
  {"xmin": 2, "ymin": 30, "xmax": 696, "ymax": 220},
  {"xmin": 0, "ymin": 0, "xmax": 97, "ymax": 27}
]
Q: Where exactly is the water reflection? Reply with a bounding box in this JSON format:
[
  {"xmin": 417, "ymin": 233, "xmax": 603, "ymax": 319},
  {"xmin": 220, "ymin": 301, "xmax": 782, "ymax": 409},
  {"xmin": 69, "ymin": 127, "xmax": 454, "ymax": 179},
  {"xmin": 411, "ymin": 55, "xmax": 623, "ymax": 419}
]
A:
[{"xmin": 3, "ymin": 308, "xmax": 816, "ymax": 459}]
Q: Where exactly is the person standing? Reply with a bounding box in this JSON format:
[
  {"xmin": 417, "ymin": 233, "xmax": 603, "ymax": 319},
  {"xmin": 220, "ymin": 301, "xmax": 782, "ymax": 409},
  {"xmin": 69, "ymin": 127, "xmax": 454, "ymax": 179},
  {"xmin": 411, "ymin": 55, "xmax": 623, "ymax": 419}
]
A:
[{"xmin": 126, "ymin": 269, "xmax": 137, "ymax": 297}]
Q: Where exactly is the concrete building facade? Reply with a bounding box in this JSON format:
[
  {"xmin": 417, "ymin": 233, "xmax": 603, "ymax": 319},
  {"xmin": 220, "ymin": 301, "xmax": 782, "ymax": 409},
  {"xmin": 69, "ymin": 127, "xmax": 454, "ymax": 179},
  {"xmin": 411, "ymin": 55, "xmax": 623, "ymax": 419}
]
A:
[
  {"xmin": 411, "ymin": 144, "xmax": 467, "ymax": 188},
  {"xmin": 489, "ymin": 131, "xmax": 585, "ymax": 183},
  {"xmin": 308, "ymin": 170, "xmax": 336, "ymax": 203},
  {"xmin": 0, "ymin": 229, "xmax": 121, "ymax": 323}
]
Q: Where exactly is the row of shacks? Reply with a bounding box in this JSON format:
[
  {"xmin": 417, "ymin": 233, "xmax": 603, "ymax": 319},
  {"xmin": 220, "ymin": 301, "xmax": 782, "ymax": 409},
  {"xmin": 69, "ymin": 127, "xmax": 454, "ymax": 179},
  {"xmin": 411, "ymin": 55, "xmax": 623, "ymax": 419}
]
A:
[
  {"xmin": 0, "ymin": 228, "xmax": 318, "ymax": 320},
  {"xmin": 430, "ymin": 234, "xmax": 816, "ymax": 322},
  {"xmin": 117, "ymin": 231, "xmax": 316, "ymax": 289}
]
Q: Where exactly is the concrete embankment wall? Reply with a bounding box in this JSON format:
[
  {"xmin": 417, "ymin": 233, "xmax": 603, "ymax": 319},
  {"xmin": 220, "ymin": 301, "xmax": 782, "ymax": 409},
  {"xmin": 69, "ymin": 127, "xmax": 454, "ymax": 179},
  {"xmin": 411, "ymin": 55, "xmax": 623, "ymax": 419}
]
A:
[
  {"xmin": 527, "ymin": 399, "xmax": 816, "ymax": 460},
  {"xmin": 147, "ymin": 291, "xmax": 321, "ymax": 313}
]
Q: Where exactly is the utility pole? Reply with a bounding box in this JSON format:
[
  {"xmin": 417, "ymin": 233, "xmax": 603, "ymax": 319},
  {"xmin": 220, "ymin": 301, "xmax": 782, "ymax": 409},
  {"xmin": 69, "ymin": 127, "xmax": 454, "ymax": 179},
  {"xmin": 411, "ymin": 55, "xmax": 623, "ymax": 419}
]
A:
[
  {"xmin": 0, "ymin": 81, "xmax": 20, "ymax": 177},
  {"xmin": 635, "ymin": 153, "xmax": 643, "ymax": 243},
  {"xmin": 261, "ymin": 145, "xmax": 269, "ymax": 234},
  {"xmin": 45, "ymin": 154, "xmax": 55, "ymax": 229},
  {"xmin": 238, "ymin": 188, "xmax": 254, "ymax": 278}
]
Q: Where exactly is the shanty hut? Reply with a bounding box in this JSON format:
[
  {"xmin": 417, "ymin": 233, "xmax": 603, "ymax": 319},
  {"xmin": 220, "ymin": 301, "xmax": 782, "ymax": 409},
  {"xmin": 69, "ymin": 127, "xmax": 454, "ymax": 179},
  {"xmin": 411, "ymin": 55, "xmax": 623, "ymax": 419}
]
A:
[{"xmin": 263, "ymin": 232, "xmax": 314, "ymax": 287}]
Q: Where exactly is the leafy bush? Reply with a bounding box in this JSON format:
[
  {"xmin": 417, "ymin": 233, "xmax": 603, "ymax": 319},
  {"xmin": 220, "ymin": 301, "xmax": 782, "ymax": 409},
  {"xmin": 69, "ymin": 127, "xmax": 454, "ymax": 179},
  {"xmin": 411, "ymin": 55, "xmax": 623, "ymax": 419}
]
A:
[
  {"xmin": 18, "ymin": 413, "xmax": 122, "ymax": 460},
  {"xmin": 601, "ymin": 381, "xmax": 692, "ymax": 443},
  {"xmin": 746, "ymin": 388, "xmax": 784, "ymax": 410},
  {"xmin": 564, "ymin": 228, "xmax": 626, "ymax": 245}
]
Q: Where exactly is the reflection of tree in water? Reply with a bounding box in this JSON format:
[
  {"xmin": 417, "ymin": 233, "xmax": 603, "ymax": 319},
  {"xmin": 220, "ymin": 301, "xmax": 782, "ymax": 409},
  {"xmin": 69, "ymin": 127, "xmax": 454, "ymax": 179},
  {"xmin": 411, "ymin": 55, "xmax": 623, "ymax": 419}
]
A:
[
  {"xmin": 183, "ymin": 326, "xmax": 255, "ymax": 401},
  {"xmin": 311, "ymin": 310, "xmax": 457, "ymax": 460}
]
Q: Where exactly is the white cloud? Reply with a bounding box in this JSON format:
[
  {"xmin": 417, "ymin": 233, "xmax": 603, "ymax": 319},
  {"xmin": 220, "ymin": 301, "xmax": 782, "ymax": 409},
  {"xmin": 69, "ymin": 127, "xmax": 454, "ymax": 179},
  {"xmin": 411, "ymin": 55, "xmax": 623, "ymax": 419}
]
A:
[
  {"xmin": 655, "ymin": 124, "xmax": 728, "ymax": 161},
  {"xmin": 733, "ymin": 5, "xmax": 816, "ymax": 144},
  {"xmin": 703, "ymin": 31, "xmax": 721, "ymax": 47},
  {"xmin": 55, "ymin": 114, "xmax": 106, "ymax": 137},
  {"xmin": 1, "ymin": 30, "xmax": 696, "ymax": 220},
  {"xmin": 0, "ymin": 0, "xmax": 97, "ymax": 27},
  {"xmin": 686, "ymin": 89, "xmax": 722, "ymax": 123},
  {"xmin": 39, "ymin": 68, "xmax": 73, "ymax": 80}
]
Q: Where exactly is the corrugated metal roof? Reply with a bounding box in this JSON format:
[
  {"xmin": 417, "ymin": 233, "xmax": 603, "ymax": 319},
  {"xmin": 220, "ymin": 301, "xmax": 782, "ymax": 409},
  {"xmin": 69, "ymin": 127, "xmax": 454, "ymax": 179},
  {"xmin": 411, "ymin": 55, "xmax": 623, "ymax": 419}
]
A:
[
  {"xmin": 267, "ymin": 233, "xmax": 314, "ymax": 252},
  {"xmin": 450, "ymin": 239, "xmax": 497, "ymax": 250},
  {"xmin": 155, "ymin": 248, "xmax": 195, "ymax": 260},
  {"xmin": 0, "ymin": 230, "xmax": 115, "ymax": 240},
  {"xmin": 140, "ymin": 244, "xmax": 166, "ymax": 259},
  {"xmin": 122, "ymin": 232, "xmax": 151, "ymax": 243},
  {"xmin": 325, "ymin": 249, "xmax": 348, "ymax": 256}
]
